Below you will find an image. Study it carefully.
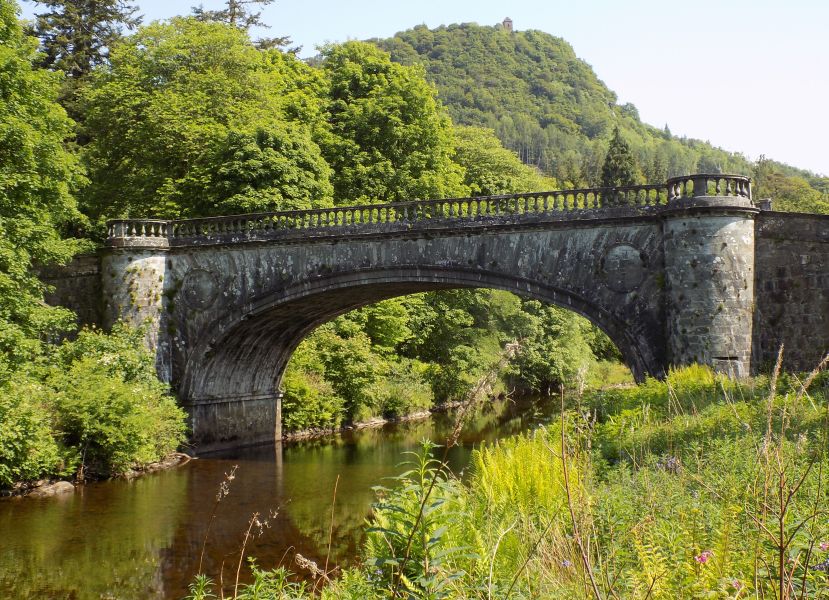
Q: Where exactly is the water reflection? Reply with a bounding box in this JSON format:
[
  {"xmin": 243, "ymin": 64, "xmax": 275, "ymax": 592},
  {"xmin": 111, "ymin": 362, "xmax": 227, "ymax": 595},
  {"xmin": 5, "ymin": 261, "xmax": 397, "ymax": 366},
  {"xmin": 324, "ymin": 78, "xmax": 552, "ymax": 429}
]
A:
[{"xmin": 0, "ymin": 396, "xmax": 557, "ymax": 599}]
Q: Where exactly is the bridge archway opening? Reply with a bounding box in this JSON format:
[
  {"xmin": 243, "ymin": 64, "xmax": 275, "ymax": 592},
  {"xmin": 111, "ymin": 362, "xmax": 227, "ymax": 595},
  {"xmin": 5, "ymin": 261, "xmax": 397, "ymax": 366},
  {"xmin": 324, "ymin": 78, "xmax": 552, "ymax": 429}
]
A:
[{"xmin": 179, "ymin": 268, "xmax": 645, "ymax": 421}]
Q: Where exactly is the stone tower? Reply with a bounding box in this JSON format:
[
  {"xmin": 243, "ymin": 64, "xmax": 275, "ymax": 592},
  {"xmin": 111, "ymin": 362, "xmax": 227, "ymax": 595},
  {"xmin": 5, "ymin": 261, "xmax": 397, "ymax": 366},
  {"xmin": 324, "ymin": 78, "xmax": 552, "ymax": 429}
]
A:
[
  {"xmin": 662, "ymin": 175, "xmax": 757, "ymax": 377},
  {"xmin": 502, "ymin": 17, "xmax": 513, "ymax": 32}
]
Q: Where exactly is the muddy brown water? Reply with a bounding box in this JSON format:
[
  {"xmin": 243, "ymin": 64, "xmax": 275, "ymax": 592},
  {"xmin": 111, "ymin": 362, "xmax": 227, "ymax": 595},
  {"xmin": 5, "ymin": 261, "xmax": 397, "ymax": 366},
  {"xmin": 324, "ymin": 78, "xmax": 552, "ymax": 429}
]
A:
[{"xmin": 0, "ymin": 396, "xmax": 558, "ymax": 599}]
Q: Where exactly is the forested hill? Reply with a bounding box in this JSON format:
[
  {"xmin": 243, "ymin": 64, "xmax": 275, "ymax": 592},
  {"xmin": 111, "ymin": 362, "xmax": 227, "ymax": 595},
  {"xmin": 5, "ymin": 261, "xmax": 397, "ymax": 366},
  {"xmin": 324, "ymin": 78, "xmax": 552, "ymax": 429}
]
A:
[{"xmin": 373, "ymin": 22, "xmax": 829, "ymax": 209}]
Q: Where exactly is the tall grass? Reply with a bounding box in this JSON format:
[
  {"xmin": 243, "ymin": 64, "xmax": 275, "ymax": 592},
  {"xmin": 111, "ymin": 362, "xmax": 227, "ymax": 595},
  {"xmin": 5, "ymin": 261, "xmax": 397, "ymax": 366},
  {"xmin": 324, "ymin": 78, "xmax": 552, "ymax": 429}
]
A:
[{"xmin": 185, "ymin": 363, "xmax": 829, "ymax": 598}]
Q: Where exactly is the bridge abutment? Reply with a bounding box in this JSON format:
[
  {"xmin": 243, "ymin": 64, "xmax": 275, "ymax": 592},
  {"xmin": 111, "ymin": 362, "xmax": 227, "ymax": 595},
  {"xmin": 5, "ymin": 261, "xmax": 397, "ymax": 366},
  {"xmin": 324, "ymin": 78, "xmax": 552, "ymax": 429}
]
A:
[
  {"xmin": 662, "ymin": 176, "xmax": 758, "ymax": 377},
  {"xmin": 102, "ymin": 247, "xmax": 173, "ymax": 383}
]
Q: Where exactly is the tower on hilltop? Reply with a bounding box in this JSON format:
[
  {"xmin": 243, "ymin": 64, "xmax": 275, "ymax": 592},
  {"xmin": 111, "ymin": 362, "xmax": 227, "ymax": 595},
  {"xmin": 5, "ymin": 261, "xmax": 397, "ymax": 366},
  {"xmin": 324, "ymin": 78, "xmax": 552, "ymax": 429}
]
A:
[{"xmin": 502, "ymin": 17, "xmax": 513, "ymax": 32}]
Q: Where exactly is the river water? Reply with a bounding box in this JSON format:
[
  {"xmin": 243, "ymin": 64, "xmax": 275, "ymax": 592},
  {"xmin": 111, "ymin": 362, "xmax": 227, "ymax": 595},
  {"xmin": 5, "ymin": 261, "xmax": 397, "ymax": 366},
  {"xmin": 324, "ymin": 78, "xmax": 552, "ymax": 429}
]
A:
[{"xmin": 0, "ymin": 396, "xmax": 559, "ymax": 599}]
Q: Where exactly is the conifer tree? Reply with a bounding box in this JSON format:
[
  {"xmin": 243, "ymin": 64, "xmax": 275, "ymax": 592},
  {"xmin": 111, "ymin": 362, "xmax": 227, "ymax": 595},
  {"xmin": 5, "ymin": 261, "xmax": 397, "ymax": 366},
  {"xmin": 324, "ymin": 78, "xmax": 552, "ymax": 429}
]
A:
[
  {"xmin": 600, "ymin": 126, "xmax": 638, "ymax": 189},
  {"xmin": 192, "ymin": 0, "xmax": 271, "ymax": 29},
  {"xmin": 191, "ymin": 0, "xmax": 294, "ymax": 50},
  {"xmin": 30, "ymin": 0, "xmax": 141, "ymax": 79}
]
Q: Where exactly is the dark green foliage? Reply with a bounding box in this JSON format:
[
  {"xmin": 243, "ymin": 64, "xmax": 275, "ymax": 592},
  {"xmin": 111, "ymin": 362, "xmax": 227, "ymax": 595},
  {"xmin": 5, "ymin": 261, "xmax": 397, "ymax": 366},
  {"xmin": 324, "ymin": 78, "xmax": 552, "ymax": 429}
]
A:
[
  {"xmin": 373, "ymin": 21, "xmax": 827, "ymax": 210},
  {"xmin": 280, "ymin": 335, "xmax": 344, "ymax": 431},
  {"xmin": 0, "ymin": 325, "xmax": 186, "ymax": 487},
  {"xmin": 191, "ymin": 0, "xmax": 272, "ymax": 30},
  {"xmin": 600, "ymin": 126, "xmax": 638, "ymax": 189},
  {"xmin": 206, "ymin": 125, "xmax": 333, "ymax": 215},
  {"xmin": 0, "ymin": 376, "xmax": 66, "ymax": 487},
  {"xmin": 510, "ymin": 300, "xmax": 595, "ymax": 392},
  {"xmin": 281, "ymin": 289, "xmax": 605, "ymax": 432},
  {"xmin": 46, "ymin": 325, "xmax": 185, "ymax": 476},
  {"xmin": 30, "ymin": 0, "xmax": 141, "ymax": 79},
  {"xmin": 453, "ymin": 125, "xmax": 557, "ymax": 195},
  {"xmin": 754, "ymin": 156, "xmax": 829, "ymax": 214}
]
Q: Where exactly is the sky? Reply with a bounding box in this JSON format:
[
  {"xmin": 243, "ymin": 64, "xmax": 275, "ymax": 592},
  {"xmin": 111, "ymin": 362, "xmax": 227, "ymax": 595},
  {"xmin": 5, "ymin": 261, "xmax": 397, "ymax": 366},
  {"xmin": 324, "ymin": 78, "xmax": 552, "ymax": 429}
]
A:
[{"xmin": 19, "ymin": 0, "xmax": 829, "ymax": 176}]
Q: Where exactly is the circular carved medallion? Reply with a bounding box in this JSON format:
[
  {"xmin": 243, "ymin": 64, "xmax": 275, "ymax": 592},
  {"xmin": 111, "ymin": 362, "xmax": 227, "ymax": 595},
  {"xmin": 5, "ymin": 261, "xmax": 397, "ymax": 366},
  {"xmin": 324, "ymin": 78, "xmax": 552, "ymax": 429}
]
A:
[
  {"xmin": 602, "ymin": 244, "xmax": 646, "ymax": 293},
  {"xmin": 181, "ymin": 268, "xmax": 219, "ymax": 310}
]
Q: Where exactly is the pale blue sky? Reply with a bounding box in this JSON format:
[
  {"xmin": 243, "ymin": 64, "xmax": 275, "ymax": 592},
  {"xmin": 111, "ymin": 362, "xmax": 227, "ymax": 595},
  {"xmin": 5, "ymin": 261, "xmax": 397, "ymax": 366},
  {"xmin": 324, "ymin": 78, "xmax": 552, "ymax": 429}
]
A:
[{"xmin": 20, "ymin": 0, "xmax": 829, "ymax": 175}]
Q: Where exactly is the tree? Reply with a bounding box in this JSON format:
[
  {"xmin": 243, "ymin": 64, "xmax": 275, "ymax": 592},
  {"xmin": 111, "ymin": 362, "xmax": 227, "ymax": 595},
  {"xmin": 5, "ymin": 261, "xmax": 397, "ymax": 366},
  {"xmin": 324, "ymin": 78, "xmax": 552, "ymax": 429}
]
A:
[
  {"xmin": 600, "ymin": 126, "xmax": 638, "ymax": 189},
  {"xmin": 320, "ymin": 41, "xmax": 465, "ymax": 203},
  {"xmin": 80, "ymin": 18, "xmax": 332, "ymax": 224},
  {"xmin": 30, "ymin": 0, "xmax": 141, "ymax": 79},
  {"xmin": 192, "ymin": 0, "xmax": 271, "ymax": 29},
  {"xmin": 0, "ymin": 0, "xmax": 87, "ymax": 376},
  {"xmin": 452, "ymin": 125, "xmax": 557, "ymax": 196},
  {"xmin": 192, "ymin": 0, "xmax": 295, "ymax": 51}
]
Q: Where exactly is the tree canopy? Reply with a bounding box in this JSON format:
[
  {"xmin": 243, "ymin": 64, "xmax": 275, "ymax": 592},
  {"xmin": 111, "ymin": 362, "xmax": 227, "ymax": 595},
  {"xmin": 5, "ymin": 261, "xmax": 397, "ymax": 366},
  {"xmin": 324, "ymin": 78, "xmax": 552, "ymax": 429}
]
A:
[
  {"xmin": 30, "ymin": 0, "xmax": 141, "ymax": 79},
  {"xmin": 320, "ymin": 41, "xmax": 465, "ymax": 203},
  {"xmin": 79, "ymin": 17, "xmax": 332, "ymax": 223},
  {"xmin": 600, "ymin": 127, "xmax": 638, "ymax": 189},
  {"xmin": 453, "ymin": 125, "xmax": 557, "ymax": 196},
  {"xmin": 0, "ymin": 0, "xmax": 87, "ymax": 376}
]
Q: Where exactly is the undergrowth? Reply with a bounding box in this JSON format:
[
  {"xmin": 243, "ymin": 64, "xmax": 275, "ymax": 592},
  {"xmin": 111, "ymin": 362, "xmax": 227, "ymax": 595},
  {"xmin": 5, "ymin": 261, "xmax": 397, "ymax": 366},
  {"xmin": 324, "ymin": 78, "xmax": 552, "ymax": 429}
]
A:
[{"xmin": 187, "ymin": 362, "xmax": 829, "ymax": 599}]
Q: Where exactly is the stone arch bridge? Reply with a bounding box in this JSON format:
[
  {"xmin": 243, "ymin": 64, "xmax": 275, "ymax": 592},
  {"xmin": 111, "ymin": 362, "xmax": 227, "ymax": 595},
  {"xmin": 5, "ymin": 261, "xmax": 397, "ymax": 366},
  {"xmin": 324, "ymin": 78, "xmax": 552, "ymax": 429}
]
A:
[{"xmin": 47, "ymin": 174, "xmax": 829, "ymax": 452}]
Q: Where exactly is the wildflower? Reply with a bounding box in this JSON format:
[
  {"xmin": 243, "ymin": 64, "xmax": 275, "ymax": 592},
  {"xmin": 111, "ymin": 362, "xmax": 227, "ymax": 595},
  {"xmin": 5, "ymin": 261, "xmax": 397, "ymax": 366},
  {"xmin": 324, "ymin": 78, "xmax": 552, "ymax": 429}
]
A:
[
  {"xmin": 820, "ymin": 541, "xmax": 829, "ymax": 552},
  {"xmin": 560, "ymin": 560, "xmax": 572, "ymax": 568},
  {"xmin": 732, "ymin": 579, "xmax": 743, "ymax": 591},
  {"xmin": 694, "ymin": 550, "xmax": 713, "ymax": 564}
]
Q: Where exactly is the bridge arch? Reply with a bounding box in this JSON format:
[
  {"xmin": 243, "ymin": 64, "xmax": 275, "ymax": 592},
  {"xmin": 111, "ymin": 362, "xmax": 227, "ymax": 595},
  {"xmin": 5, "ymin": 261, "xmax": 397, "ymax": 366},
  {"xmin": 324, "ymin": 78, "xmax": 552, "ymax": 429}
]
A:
[{"xmin": 177, "ymin": 266, "xmax": 657, "ymax": 448}]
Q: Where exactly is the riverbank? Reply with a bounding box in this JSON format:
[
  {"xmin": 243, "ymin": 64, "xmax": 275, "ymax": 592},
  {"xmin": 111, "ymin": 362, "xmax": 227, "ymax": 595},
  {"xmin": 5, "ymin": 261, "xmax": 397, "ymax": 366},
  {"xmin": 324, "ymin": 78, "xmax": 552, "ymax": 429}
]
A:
[
  {"xmin": 0, "ymin": 452, "xmax": 193, "ymax": 499},
  {"xmin": 186, "ymin": 364, "xmax": 829, "ymax": 599},
  {"xmin": 280, "ymin": 397, "xmax": 478, "ymax": 442}
]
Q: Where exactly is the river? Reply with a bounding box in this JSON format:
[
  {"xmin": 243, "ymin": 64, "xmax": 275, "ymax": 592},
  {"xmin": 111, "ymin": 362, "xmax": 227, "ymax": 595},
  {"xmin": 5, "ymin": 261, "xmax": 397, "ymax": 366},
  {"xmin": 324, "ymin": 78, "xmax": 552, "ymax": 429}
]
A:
[{"xmin": 0, "ymin": 396, "xmax": 560, "ymax": 599}]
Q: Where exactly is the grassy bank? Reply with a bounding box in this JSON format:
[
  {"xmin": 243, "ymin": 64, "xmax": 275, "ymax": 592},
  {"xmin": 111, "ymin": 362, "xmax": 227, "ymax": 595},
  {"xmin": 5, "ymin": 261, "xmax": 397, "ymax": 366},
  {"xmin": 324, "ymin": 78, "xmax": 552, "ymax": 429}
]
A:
[{"xmin": 187, "ymin": 363, "xmax": 829, "ymax": 599}]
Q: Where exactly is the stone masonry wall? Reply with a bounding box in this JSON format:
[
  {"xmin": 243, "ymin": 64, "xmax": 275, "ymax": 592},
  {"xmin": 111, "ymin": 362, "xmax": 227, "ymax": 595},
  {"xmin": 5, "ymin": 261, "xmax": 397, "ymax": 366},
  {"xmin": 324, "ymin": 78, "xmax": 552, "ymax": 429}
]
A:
[
  {"xmin": 41, "ymin": 254, "xmax": 103, "ymax": 330},
  {"xmin": 663, "ymin": 211, "xmax": 756, "ymax": 377},
  {"xmin": 754, "ymin": 212, "xmax": 829, "ymax": 372}
]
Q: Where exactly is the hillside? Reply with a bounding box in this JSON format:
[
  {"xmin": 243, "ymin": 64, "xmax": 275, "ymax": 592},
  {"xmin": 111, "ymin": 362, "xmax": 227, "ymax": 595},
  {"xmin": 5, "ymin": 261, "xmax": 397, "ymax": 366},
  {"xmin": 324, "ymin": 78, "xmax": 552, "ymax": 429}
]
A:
[{"xmin": 373, "ymin": 22, "xmax": 829, "ymax": 209}]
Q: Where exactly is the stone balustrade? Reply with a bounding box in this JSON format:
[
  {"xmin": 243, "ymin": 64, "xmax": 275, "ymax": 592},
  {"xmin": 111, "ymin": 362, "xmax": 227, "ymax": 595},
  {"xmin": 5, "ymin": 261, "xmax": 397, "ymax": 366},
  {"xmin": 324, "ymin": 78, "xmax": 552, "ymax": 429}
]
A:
[
  {"xmin": 667, "ymin": 174, "xmax": 751, "ymax": 201},
  {"xmin": 106, "ymin": 174, "xmax": 752, "ymax": 248}
]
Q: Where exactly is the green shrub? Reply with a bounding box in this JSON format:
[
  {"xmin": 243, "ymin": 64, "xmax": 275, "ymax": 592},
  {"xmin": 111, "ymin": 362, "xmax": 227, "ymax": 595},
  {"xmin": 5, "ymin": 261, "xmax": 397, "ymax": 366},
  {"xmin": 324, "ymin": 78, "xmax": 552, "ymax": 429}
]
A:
[
  {"xmin": 0, "ymin": 377, "xmax": 66, "ymax": 487},
  {"xmin": 1, "ymin": 324, "xmax": 187, "ymax": 486},
  {"xmin": 50, "ymin": 356, "xmax": 185, "ymax": 475},
  {"xmin": 281, "ymin": 368, "xmax": 344, "ymax": 431},
  {"xmin": 371, "ymin": 359, "xmax": 433, "ymax": 418}
]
